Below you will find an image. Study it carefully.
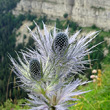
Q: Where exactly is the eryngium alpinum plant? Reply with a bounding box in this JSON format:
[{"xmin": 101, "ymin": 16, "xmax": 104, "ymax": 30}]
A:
[{"xmin": 10, "ymin": 21, "xmax": 101, "ymax": 110}]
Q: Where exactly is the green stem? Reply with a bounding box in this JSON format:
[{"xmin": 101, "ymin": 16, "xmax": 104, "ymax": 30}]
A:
[{"xmin": 50, "ymin": 107, "xmax": 56, "ymax": 110}]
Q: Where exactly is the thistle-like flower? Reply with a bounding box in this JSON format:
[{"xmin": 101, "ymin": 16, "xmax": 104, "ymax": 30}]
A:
[
  {"xmin": 29, "ymin": 58, "xmax": 42, "ymax": 80},
  {"xmin": 52, "ymin": 32, "xmax": 68, "ymax": 54},
  {"xmin": 9, "ymin": 21, "xmax": 100, "ymax": 110}
]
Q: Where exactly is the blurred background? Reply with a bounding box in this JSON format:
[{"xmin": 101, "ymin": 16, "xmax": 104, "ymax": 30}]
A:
[{"xmin": 0, "ymin": 0, "xmax": 110, "ymax": 109}]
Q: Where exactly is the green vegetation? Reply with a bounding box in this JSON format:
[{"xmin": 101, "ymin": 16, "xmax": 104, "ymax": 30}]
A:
[
  {"xmin": 69, "ymin": 65, "xmax": 110, "ymax": 110},
  {"xmin": 0, "ymin": 0, "xmax": 37, "ymax": 104},
  {"xmin": 0, "ymin": 99, "xmax": 30, "ymax": 110},
  {"xmin": 0, "ymin": 0, "xmax": 24, "ymax": 104},
  {"xmin": 63, "ymin": 13, "xmax": 68, "ymax": 18},
  {"xmin": 56, "ymin": 18, "xmax": 80, "ymax": 32},
  {"xmin": 0, "ymin": 0, "xmax": 20, "ymax": 13},
  {"xmin": 83, "ymin": 26, "xmax": 110, "ymax": 66},
  {"xmin": 91, "ymin": 6, "xmax": 105, "ymax": 11}
]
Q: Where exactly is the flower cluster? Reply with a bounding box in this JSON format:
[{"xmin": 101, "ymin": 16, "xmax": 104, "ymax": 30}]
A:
[
  {"xmin": 10, "ymin": 21, "xmax": 100, "ymax": 110},
  {"xmin": 97, "ymin": 69, "xmax": 102, "ymax": 86},
  {"xmin": 90, "ymin": 69, "xmax": 102, "ymax": 85}
]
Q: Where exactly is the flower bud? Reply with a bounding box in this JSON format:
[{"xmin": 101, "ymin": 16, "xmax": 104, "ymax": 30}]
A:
[
  {"xmin": 93, "ymin": 79, "xmax": 96, "ymax": 82},
  {"xmin": 53, "ymin": 32, "xmax": 68, "ymax": 53},
  {"xmin": 92, "ymin": 69, "xmax": 97, "ymax": 74},
  {"xmin": 90, "ymin": 75, "xmax": 96, "ymax": 79},
  {"xmin": 29, "ymin": 59, "xmax": 41, "ymax": 80}
]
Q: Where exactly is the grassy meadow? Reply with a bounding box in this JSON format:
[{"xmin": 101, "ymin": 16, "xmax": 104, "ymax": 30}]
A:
[{"xmin": 70, "ymin": 64, "xmax": 110, "ymax": 110}]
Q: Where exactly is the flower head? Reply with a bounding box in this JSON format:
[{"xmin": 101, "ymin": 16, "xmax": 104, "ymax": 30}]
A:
[
  {"xmin": 93, "ymin": 79, "xmax": 96, "ymax": 82},
  {"xmin": 92, "ymin": 69, "xmax": 97, "ymax": 74},
  {"xmin": 29, "ymin": 58, "xmax": 42, "ymax": 80},
  {"xmin": 53, "ymin": 32, "xmax": 68, "ymax": 54},
  {"xmin": 90, "ymin": 75, "xmax": 97, "ymax": 79},
  {"xmin": 9, "ymin": 21, "xmax": 100, "ymax": 110}
]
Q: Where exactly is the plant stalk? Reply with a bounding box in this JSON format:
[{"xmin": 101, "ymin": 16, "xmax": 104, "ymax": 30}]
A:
[{"xmin": 50, "ymin": 107, "xmax": 56, "ymax": 110}]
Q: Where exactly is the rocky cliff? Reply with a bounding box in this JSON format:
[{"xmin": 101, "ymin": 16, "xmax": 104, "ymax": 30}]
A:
[
  {"xmin": 13, "ymin": 0, "xmax": 74, "ymax": 18},
  {"xmin": 72, "ymin": 0, "xmax": 110, "ymax": 31},
  {"xmin": 13, "ymin": 0, "xmax": 110, "ymax": 30}
]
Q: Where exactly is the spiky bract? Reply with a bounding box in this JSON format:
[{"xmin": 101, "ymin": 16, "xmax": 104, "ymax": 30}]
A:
[{"xmin": 9, "ymin": 21, "xmax": 100, "ymax": 110}]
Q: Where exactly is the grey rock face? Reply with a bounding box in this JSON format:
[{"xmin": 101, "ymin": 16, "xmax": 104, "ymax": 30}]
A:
[{"xmin": 13, "ymin": 0, "xmax": 110, "ymax": 30}]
